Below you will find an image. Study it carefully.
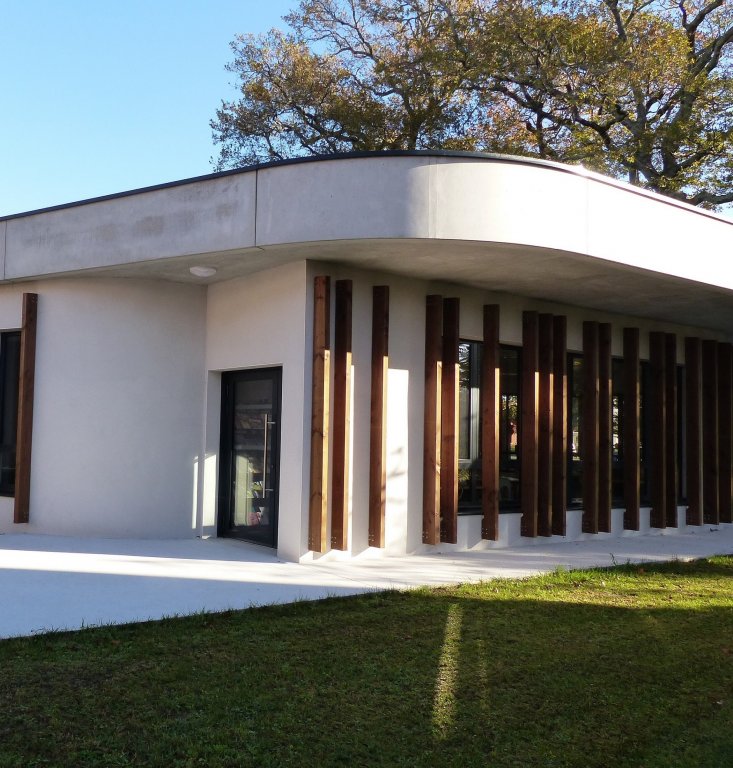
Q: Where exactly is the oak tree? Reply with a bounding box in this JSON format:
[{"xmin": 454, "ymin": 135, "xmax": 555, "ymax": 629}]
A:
[{"xmin": 212, "ymin": 0, "xmax": 733, "ymax": 207}]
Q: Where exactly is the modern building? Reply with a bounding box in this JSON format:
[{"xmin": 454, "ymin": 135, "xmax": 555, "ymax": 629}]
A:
[{"xmin": 0, "ymin": 151, "xmax": 731, "ymax": 561}]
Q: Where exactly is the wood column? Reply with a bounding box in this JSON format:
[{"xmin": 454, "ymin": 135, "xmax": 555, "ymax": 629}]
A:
[
  {"xmin": 622, "ymin": 328, "xmax": 640, "ymax": 530},
  {"xmin": 13, "ymin": 293, "xmax": 38, "ymax": 525},
  {"xmin": 368, "ymin": 286, "xmax": 389, "ymax": 548},
  {"xmin": 649, "ymin": 332, "xmax": 667, "ymax": 529},
  {"xmin": 582, "ymin": 321, "xmax": 599, "ymax": 534},
  {"xmin": 664, "ymin": 334, "xmax": 678, "ymax": 527},
  {"xmin": 537, "ymin": 314, "xmax": 554, "ymax": 537},
  {"xmin": 718, "ymin": 343, "xmax": 733, "ymax": 524},
  {"xmin": 308, "ymin": 277, "xmax": 331, "ymax": 552},
  {"xmin": 551, "ymin": 315, "xmax": 567, "ymax": 536},
  {"xmin": 702, "ymin": 339, "xmax": 719, "ymax": 524},
  {"xmin": 598, "ymin": 323, "xmax": 612, "ymax": 533},
  {"xmin": 685, "ymin": 337, "xmax": 703, "ymax": 526},
  {"xmin": 422, "ymin": 295, "xmax": 443, "ymax": 545},
  {"xmin": 440, "ymin": 298, "xmax": 460, "ymax": 544},
  {"xmin": 331, "ymin": 280, "xmax": 352, "ymax": 551},
  {"xmin": 521, "ymin": 311, "xmax": 539, "ymax": 537},
  {"xmin": 481, "ymin": 305, "xmax": 500, "ymax": 540}
]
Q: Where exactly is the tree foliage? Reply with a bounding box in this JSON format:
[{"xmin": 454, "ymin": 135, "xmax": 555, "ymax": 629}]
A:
[{"xmin": 212, "ymin": 0, "xmax": 733, "ymax": 207}]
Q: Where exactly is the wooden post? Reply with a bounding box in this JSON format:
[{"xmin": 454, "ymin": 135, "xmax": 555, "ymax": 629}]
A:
[
  {"xmin": 13, "ymin": 293, "xmax": 38, "ymax": 525},
  {"xmin": 623, "ymin": 328, "xmax": 640, "ymax": 530},
  {"xmin": 331, "ymin": 280, "xmax": 352, "ymax": 551},
  {"xmin": 308, "ymin": 277, "xmax": 331, "ymax": 552},
  {"xmin": 440, "ymin": 298, "xmax": 460, "ymax": 544},
  {"xmin": 664, "ymin": 334, "xmax": 678, "ymax": 527},
  {"xmin": 551, "ymin": 315, "xmax": 567, "ymax": 536},
  {"xmin": 649, "ymin": 332, "xmax": 666, "ymax": 528},
  {"xmin": 582, "ymin": 321, "xmax": 599, "ymax": 534},
  {"xmin": 702, "ymin": 340, "xmax": 719, "ymax": 525},
  {"xmin": 718, "ymin": 343, "xmax": 733, "ymax": 524},
  {"xmin": 537, "ymin": 313, "xmax": 554, "ymax": 537},
  {"xmin": 521, "ymin": 311, "xmax": 539, "ymax": 537},
  {"xmin": 422, "ymin": 295, "xmax": 442, "ymax": 545},
  {"xmin": 368, "ymin": 286, "xmax": 389, "ymax": 548},
  {"xmin": 481, "ymin": 305, "xmax": 500, "ymax": 540},
  {"xmin": 685, "ymin": 337, "xmax": 703, "ymax": 526},
  {"xmin": 598, "ymin": 323, "xmax": 612, "ymax": 533}
]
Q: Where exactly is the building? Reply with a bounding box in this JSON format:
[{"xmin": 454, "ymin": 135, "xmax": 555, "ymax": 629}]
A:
[{"xmin": 0, "ymin": 151, "xmax": 731, "ymax": 561}]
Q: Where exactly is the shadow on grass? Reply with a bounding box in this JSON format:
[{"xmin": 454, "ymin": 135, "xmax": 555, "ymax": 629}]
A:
[{"xmin": 0, "ymin": 560, "xmax": 732, "ymax": 768}]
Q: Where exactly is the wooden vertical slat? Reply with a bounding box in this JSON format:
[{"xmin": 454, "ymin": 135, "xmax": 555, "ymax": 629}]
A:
[
  {"xmin": 551, "ymin": 315, "xmax": 567, "ymax": 536},
  {"xmin": 582, "ymin": 321, "xmax": 599, "ymax": 534},
  {"xmin": 308, "ymin": 277, "xmax": 331, "ymax": 552},
  {"xmin": 537, "ymin": 314, "xmax": 554, "ymax": 537},
  {"xmin": 331, "ymin": 280, "xmax": 352, "ymax": 551},
  {"xmin": 368, "ymin": 286, "xmax": 389, "ymax": 548},
  {"xmin": 521, "ymin": 311, "xmax": 539, "ymax": 537},
  {"xmin": 13, "ymin": 293, "xmax": 37, "ymax": 525},
  {"xmin": 623, "ymin": 328, "xmax": 640, "ymax": 530},
  {"xmin": 718, "ymin": 343, "xmax": 733, "ymax": 524},
  {"xmin": 649, "ymin": 331, "xmax": 667, "ymax": 529},
  {"xmin": 481, "ymin": 305, "xmax": 500, "ymax": 540},
  {"xmin": 440, "ymin": 298, "xmax": 460, "ymax": 544},
  {"xmin": 598, "ymin": 323, "xmax": 612, "ymax": 533},
  {"xmin": 685, "ymin": 337, "xmax": 703, "ymax": 526},
  {"xmin": 422, "ymin": 295, "xmax": 443, "ymax": 545},
  {"xmin": 702, "ymin": 339, "xmax": 719, "ymax": 524},
  {"xmin": 664, "ymin": 334, "xmax": 678, "ymax": 527}
]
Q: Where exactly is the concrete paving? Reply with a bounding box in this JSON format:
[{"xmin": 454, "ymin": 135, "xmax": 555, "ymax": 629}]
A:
[{"xmin": 1, "ymin": 525, "xmax": 733, "ymax": 639}]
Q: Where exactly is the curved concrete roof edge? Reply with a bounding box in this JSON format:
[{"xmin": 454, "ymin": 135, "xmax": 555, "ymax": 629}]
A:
[{"xmin": 2, "ymin": 149, "xmax": 731, "ymax": 226}]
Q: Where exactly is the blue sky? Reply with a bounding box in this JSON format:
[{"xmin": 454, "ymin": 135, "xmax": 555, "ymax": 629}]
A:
[{"xmin": 0, "ymin": 1, "xmax": 294, "ymax": 216}]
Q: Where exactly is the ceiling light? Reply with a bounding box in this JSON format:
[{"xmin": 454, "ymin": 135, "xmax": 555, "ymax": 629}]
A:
[{"xmin": 189, "ymin": 266, "xmax": 217, "ymax": 278}]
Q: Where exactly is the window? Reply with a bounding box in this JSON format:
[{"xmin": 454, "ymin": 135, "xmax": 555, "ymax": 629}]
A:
[
  {"xmin": 0, "ymin": 331, "xmax": 20, "ymax": 496},
  {"xmin": 612, "ymin": 358, "xmax": 624, "ymax": 505},
  {"xmin": 568, "ymin": 354, "xmax": 583, "ymax": 506},
  {"xmin": 457, "ymin": 341, "xmax": 521, "ymax": 511}
]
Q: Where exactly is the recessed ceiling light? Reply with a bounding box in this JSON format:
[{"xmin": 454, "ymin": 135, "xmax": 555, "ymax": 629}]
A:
[{"xmin": 189, "ymin": 266, "xmax": 217, "ymax": 278}]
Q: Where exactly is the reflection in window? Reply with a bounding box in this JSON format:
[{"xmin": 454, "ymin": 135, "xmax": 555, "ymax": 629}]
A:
[
  {"xmin": 458, "ymin": 342, "xmax": 482, "ymax": 507},
  {"xmin": 0, "ymin": 332, "xmax": 20, "ymax": 496},
  {"xmin": 612, "ymin": 358, "xmax": 624, "ymax": 504},
  {"xmin": 499, "ymin": 347, "xmax": 520, "ymax": 507},
  {"xmin": 568, "ymin": 354, "xmax": 583, "ymax": 506}
]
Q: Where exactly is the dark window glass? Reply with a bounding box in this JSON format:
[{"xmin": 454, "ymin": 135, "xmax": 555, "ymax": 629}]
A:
[
  {"xmin": 458, "ymin": 341, "xmax": 482, "ymax": 508},
  {"xmin": 499, "ymin": 346, "xmax": 520, "ymax": 508},
  {"xmin": 612, "ymin": 358, "xmax": 624, "ymax": 505},
  {"xmin": 568, "ymin": 354, "xmax": 583, "ymax": 506},
  {"xmin": 677, "ymin": 364, "xmax": 686, "ymax": 503},
  {"xmin": 0, "ymin": 332, "xmax": 20, "ymax": 496},
  {"xmin": 457, "ymin": 342, "xmax": 521, "ymax": 511},
  {"xmin": 640, "ymin": 360, "xmax": 650, "ymax": 504}
]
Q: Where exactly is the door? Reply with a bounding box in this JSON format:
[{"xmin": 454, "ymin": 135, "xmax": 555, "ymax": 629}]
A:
[{"xmin": 219, "ymin": 368, "xmax": 281, "ymax": 547}]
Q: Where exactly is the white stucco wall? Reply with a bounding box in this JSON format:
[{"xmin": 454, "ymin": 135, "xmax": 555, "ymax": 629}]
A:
[
  {"xmin": 0, "ymin": 278, "xmax": 206, "ymax": 537},
  {"xmin": 203, "ymin": 261, "xmax": 309, "ymax": 561}
]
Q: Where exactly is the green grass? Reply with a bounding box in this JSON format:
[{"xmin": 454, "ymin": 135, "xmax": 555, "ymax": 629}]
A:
[{"xmin": 2, "ymin": 557, "xmax": 733, "ymax": 768}]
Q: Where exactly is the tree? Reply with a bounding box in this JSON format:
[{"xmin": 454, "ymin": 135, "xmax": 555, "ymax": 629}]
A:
[{"xmin": 212, "ymin": 0, "xmax": 733, "ymax": 208}]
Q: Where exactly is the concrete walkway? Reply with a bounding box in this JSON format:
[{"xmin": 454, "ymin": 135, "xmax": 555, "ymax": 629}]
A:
[{"xmin": 2, "ymin": 526, "xmax": 733, "ymax": 639}]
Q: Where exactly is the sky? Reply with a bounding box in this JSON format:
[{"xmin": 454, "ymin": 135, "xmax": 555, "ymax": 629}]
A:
[{"xmin": 0, "ymin": 1, "xmax": 294, "ymax": 217}]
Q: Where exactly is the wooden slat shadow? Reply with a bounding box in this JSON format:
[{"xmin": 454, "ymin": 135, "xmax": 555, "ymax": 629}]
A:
[
  {"xmin": 331, "ymin": 279, "xmax": 352, "ymax": 551},
  {"xmin": 422, "ymin": 295, "xmax": 442, "ymax": 545},
  {"xmin": 369, "ymin": 286, "xmax": 389, "ymax": 548},
  {"xmin": 13, "ymin": 293, "xmax": 38, "ymax": 525},
  {"xmin": 481, "ymin": 305, "xmax": 500, "ymax": 540}
]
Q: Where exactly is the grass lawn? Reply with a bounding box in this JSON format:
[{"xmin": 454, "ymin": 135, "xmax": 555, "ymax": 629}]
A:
[{"xmin": 1, "ymin": 557, "xmax": 732, "ymax": 768}]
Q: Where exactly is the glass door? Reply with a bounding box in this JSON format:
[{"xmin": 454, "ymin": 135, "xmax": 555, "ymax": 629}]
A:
[{"xmin": 219, "ymin": 368, "xmax": 281, "ymax": 547}]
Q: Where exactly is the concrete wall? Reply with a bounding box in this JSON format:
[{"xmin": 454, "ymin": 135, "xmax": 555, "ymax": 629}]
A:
[
  {"xmin": 202, "ymin": 261, "xmax": 309, "ymax": 561},
  {"xmin": 0, "ymin": 278, "xmax": 206, "ymax": 537}
]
